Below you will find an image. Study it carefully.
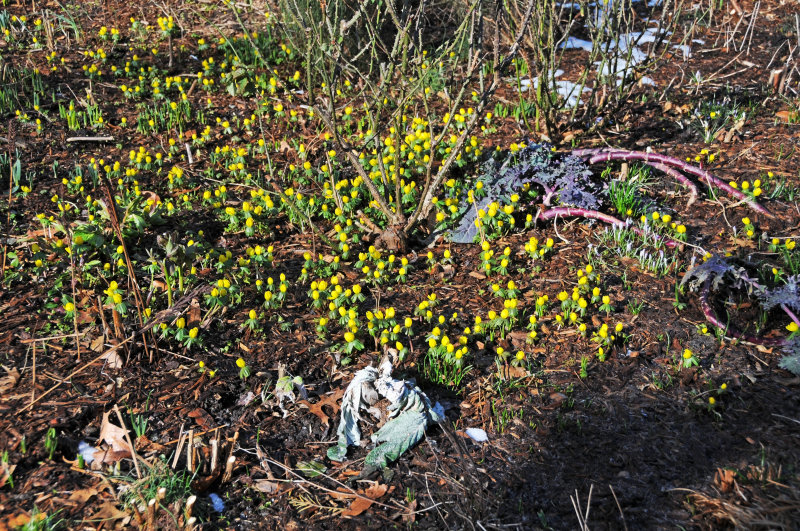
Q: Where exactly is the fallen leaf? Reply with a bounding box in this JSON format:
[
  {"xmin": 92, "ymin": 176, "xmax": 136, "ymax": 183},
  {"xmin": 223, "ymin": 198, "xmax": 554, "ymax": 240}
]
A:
[
  {"xmin": 101, "ymin": 349, "xmax": 123, "ymax": 369},
  {"xmin": 68, "ymin": 487, "xmax": 99, "ymax": 504},
  {"xmin": 88, "ymin": 501, "xmax": 128, "ymax": 523},
  {"xmin": 402, "ymin": 499, "xmax": 418, "ymax": 524},
  {"xmin": 188, "ymin": 303, "xmax": 202, "ymax": 327},
  {"xmin": 364, "ymin": 483, "xmax": 388, "ymax": 499},
  {"xmin": 90, "ymin": 447, "xmax": 131, "ymax": 467},
  {"xmin": 5, "ymin": 513, "xmax": 34, "ymax": 529},
  {"xmin": 547, "ymin": 392, "xmax": 567, "ymax": 409},
  {"xmin": 0, "ymin": 367, "xmax": 20, "ymax": 395},
  {"xmin": 186, "ymin": 407, "xmax": 215, "ymax": 430},
  {"xmin": 341, "ymin": 496, "xmax": 373, "ymax": 517},
  {"xmin": 298, "ymin": 388, "xmax": 344, "ymax": 429},
  {"xmin": 98, "ymin": 412, "xmax": 130, "ymax": 453},
  {"xmin": 76, "ymin": 310, "xmax": 95, "ymax": 325},
  {"xmin": 135, "ymin": 436, "xmax": 166, "ymax": 453},
  {"xmin": 297, "ymin": 460, "xmax": 327, "ymax": 478},
  {"xmin": 253, "ymin": 479, "xmax": 282, "ymax": 494},
  {"xmin": 89, "ymin": 336, "xmax": 105, "ymax": 352},
  {"xmin": 190, "ymin": 467, "xmax": 221, "ymax": 492},
  {"xmin": 329, "ymin": 488, "xmax": 356, "ymax": 500},
  {"xmin": 236, "ymin": 391, "xmax": 255, "ymax": 407},
  {"xmin": 338, "ymin": 484, "xmax": 388, "ymax": 517}
]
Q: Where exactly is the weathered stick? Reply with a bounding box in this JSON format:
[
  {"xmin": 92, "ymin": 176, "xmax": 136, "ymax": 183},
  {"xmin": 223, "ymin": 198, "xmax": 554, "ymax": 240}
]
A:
[{"xmin": 66, "ymin": 136, "xmax": 114, "ymax": 142}]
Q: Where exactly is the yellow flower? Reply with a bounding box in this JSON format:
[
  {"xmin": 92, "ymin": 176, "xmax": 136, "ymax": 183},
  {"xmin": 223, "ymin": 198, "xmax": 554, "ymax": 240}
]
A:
[
  {"xmin": 787, "ymin": 322, "xmax": 799, "ymax": 333},
  {"xmin": 236, "ymin": 358, "xmax": 246, "ymax": 368},
  {"xmin": 64, "ymin": 302, "xmax": 75, "ymax": 312},
  {"xmin": 682, "ymin": 348, "xmax": 693, "ymax": 360}
]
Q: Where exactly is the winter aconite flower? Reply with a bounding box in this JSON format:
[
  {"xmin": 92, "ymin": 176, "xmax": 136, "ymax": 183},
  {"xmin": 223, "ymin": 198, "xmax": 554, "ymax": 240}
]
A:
[{"xmin": 236, "ymin": 358, "xmax": 251, "ymax": 380}]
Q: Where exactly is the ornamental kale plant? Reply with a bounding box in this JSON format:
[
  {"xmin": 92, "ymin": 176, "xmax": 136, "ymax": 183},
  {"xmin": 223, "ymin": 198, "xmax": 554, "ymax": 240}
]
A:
[
  {"xmin": 451, "ymin": 144, "xmax": 600, "ymax": 243},
  {"xmin": 681, "ymin": 255, "xmax": 800, "ymax": 375}
]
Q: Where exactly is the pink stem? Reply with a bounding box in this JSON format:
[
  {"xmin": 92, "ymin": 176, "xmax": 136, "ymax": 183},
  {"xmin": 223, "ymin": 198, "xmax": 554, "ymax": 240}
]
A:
[
  {"xmin": 648, "ymin": 162, "xmax": 699, "ymax": 207},
  {"xmin": 538, "ymin": 207, "xmax": 680, "ymax": 248},
  {"xmin": 574, "ymin": 148, "xmax": 772, "ymax": 217},
  {"xmin": 782, "ymin": 304, "xmax": 800, "ymax": 329},
  {"xmin": 699, "ymin": 279, "xmax": 787, "ymax": 347}
]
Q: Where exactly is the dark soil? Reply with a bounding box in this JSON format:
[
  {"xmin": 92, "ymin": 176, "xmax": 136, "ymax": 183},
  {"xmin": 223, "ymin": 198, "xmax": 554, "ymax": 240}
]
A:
[{"xmin": 1, "ymin": 0, "xmax": 800, "ymax": 530}]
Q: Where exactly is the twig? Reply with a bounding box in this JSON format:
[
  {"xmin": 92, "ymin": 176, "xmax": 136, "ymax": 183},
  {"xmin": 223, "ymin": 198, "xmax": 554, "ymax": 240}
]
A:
[
  {"xmin": 772, "ymin": 413, "xmax": 800, "ymax": 426},
  {"xmin": 65, "ymin": 136, "xmax": 114, "ymax": 142},
  {"xmin": 30, "ymin": 341, "xmax": 37, "ymax": 408},
  {"xmin": 265, "ymin": 458, "xmax": 400, "ymax": 512},
  {"xmin": 21, "ymin": 336, "xmax": 135, "ymax": 412},
  {"xmin": 609, "ymin": 484, "xmax": 628, "ymax": 531},
  {"xmin": 113, "ymin": 404, "xmax": 142, "ymax": 479}
]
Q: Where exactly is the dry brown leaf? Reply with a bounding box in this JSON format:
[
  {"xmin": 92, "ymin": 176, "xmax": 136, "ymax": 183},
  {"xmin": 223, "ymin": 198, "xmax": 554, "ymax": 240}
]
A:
[
  {"xmin": 506, "ymin": 366, "xmax": 529, "ymax": 379},
  {"xmin": 339, "ymin": 483, "xmax": 388, "ymax": 517},
  {"xmin": 89, "ymin": 336, "xmax": 105, "ymax": 352},
  {"xmin": 4, "ymin": 513, "xmax": 35, "ymax": 530},
  {"xmin": 90, "ymin": 447, "xmax": 131, "ymax": 467},
  {"xmin": 341, "ymin": 496, "xmax": 373, "ymax": 517},
  {"xmin": 191, "ymin": 467, "xmax": 221, "ymax": 492},
  {"xmin": 364, "ymin": 483, "xmax": 388, "ymax": 499},
  {"xmin": 186, "ymin": 407, "xmax": 215, "ymax": 430},
  {"xmin": 68, "ymin": 487, "xmax": 99, "ymax": 504},
  {"xmin": 298, "ymin": 388, "xmax": 344, "ymax": 429},
  {"xmin": 88, "ymin": 501, "xmax": 128, "ymax": 523},
  {"xmin": 136, "ymin": 436, "xmax": 166, "ymax": 453},
  {"xmin": 329, "ymin": 488, "xmax": 356, "ymax": 500},
  {"xmin": 188, "ymin": 303, "xmax": 202, "ymax": 327},
  {"xmin": 101, "ymin": 349, "xmax": 123, "ymax": 369},
  {"xmin": 76, "ymin": 310, "xmax": 95, "ymax": 325},
  {"xmin": 402, "ymin": 499, "xmax": 418, "ymax": 524},
  {"xmin": 253, "ymin": 479, "xmax": 282, "ymax": 494},
  {"xmin": 0, "ymin": 367, "xmax": 20, "ymax": 395},
  {"xmin": 99, "ymin": 411, "xmax": 130, "ymax": 452}
]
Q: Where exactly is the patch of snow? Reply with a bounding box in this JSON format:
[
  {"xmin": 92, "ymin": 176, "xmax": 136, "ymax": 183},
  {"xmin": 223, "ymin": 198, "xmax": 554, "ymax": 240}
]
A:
[
  {"xmin": 78, "ymin": 441, "xmax": 95, "ymax": 464},
  {"xmin": 465, "ymin": 427, "xmax": 489, "ymax": 443}
]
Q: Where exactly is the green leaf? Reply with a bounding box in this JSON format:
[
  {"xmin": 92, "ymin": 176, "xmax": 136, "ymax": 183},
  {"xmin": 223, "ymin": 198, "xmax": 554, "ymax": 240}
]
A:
[{"xmin": 297, "ymin": 460, "xmax": 327, "ymax": 478}]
